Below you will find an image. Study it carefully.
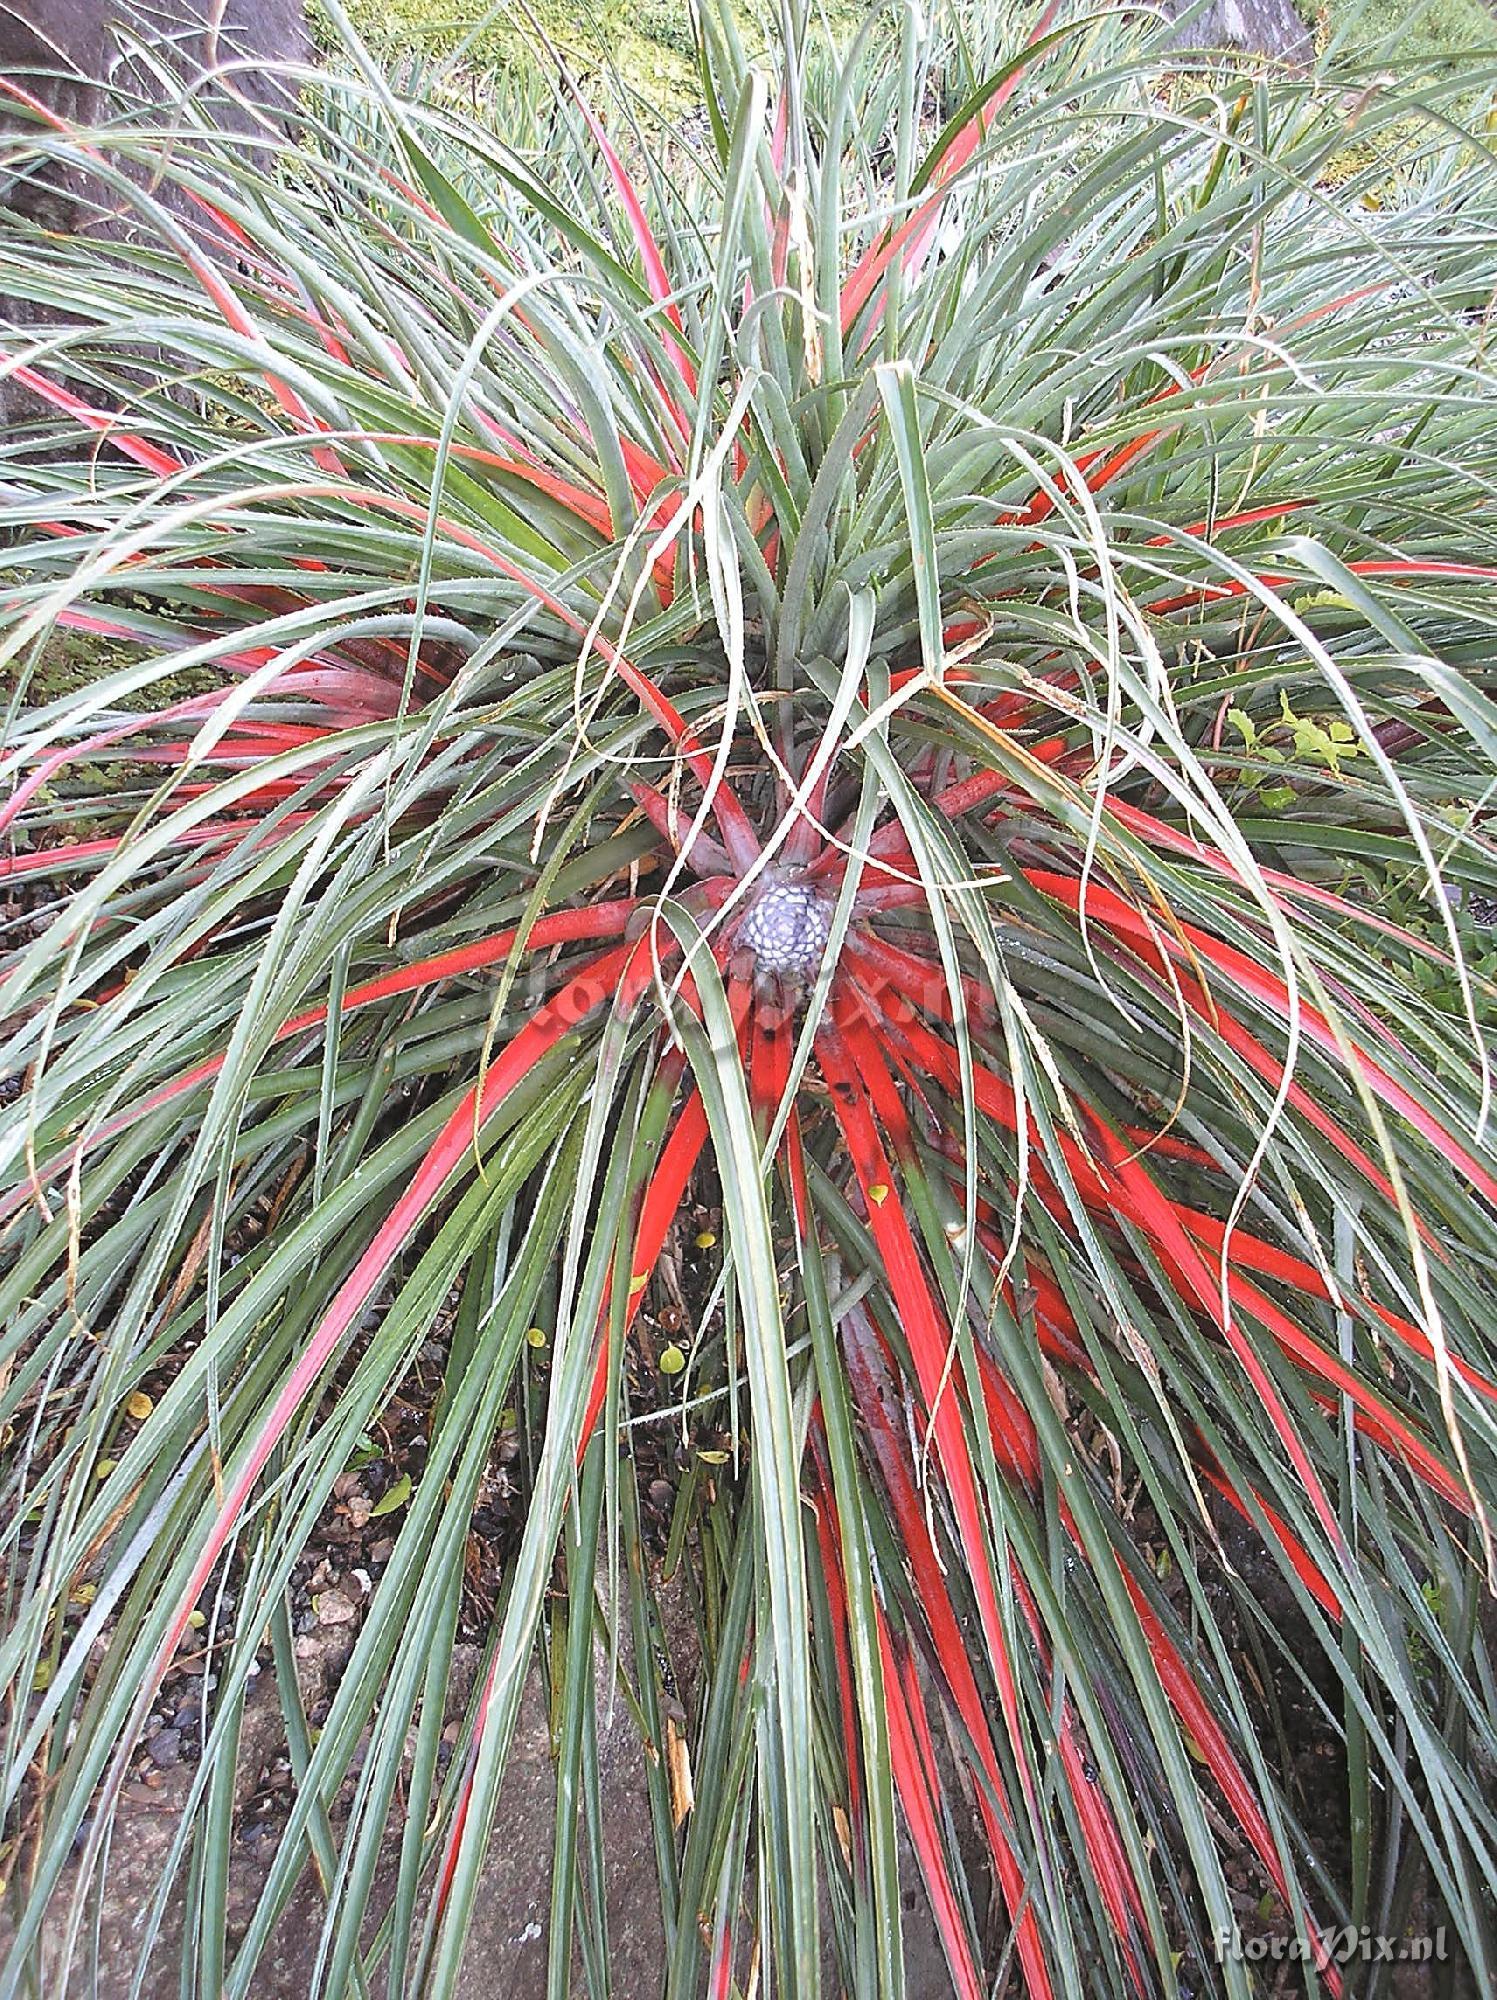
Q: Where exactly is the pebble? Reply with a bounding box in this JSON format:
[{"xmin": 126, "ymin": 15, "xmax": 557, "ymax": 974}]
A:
[
  {"xmin": 316, "ymin": 1590, "xmax": 356, "ymax": 1627},
  {"xmin": 147, "ymin": 1728, "xmax": 182, "ymax": 1769}
]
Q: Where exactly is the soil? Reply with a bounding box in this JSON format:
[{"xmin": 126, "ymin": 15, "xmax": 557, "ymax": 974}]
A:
[
  {"xmin": 25, "ymin": 1634, "xmax": 671, "ymax": 1999},
  {"xmin": 0, "ymin": 1171, "xmax": 955, "ymax": 1998},
  {"xmin": 1163, "ymin": 1503, "xmax": 1474, "ymax": 2000},
  {"xmin": 18, "ymin": 1464, "xmax": 1465, "ymax": 1997}
]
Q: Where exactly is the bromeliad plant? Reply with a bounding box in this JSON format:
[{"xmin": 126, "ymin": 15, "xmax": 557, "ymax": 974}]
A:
[{"xmin": 4, "ymin": 3, "xmax": 1497, "ymax": 1994}]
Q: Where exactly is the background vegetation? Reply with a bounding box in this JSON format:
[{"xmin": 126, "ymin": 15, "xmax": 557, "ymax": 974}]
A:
[{"xmin": 322, "ymin": 0, "xmax": 1497, "ymax": 107}]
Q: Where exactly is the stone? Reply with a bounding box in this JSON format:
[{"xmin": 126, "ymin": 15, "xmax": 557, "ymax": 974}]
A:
[
  {"xmin": 1160, "ymin": 0, "xmax": 1314, "ymax": 63},
  {"xmin": 0, "ymin": 0, "xmax": 309, "ymax": 140},
  {"xmin": 146, "ymin": 1728, "xmax": 182, "ymax": 1770},
  {"xmin": 1, "ymin": 0, "xmax": 311, "ymax": 429}
]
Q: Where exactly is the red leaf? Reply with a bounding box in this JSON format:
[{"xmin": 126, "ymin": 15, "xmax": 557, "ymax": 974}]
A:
[
  {"xmin": 131, "ymin": 934, "xmax": 648, "ymax": 1763},
  {"xmin": 2, "ymin": 901, "xmax": 645, "ymax": 1221},
  {"xmin": 1026, "ymin": 867, "xmax": 1497, "ymax": 1211},
  {"xmin": 627, "ymin": 779, "xmax": 732, "ymax": 877},
  {"xmin": 842, "ymin": 1310, "xmax": 1056, "ymax": 2000},
  {"xmin": 579, "ymin": 1081, "xmax": 708, "ymax": 1448},
  {"xmin": 1200, "ymin": 1465, "xmax": 1342, "ymax": 1621},
  {"xmin": 807, "ymin": 1437, "xmax": 867, "ymax": 1867},
  {"xmin": 877, "ymin": 1614, "xmax": 986, "ymax": 2000},
  {"xmin": 0, "ymin": 354, "xmax": 184, "ymax": 479},
  {"xmin": 1148, "ymin": 558, "xmax": 1497, "ymax": 618},
  {"xmin": 816, "ymin": 1018, "xmax": 1061, "ymax": 2000},
  {"xmin": 574, "ymin": 94, "xmax": 697, "ymax": 404},
  {"xmin": 839, "ymin": 5, "xmax": 1060, "ymax": 342},
  {"xmin": 1118, "ymin": 1567, "xmax": 1344, "ymax": 1997}
]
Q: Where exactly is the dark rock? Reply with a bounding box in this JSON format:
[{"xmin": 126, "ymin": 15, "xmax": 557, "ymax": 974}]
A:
[
  {"xmin": 0, "ymin": 0, "xmax": 309, "ymax": 152},
  {"xmin": 146, "ymin": 1728, "xmax": 181, "ymax": 1770},
  {"xmin": 13, "ymin": 1586, "xmax": 953, "ymax": 1999},
  {"xmin": 1, "ymin": 0, "xmax": 311, "ymax": 428}
]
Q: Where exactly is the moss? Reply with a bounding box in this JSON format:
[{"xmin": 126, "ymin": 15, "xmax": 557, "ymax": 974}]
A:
[
  {"xmin": 2, "ymin": 631, "xmax": 221, "ymax": 735},
  {"xmin": 321, "ymin": 0, "xmax": 701, "ymax": 114},
  {"xmin": 1318, "ymin": 0, "xmax": 1495, "ymax": 66},
  {"xmin": 328, "ymin": 0, "xmax": 1496, "ymax": 81},
  {"xmin": 0, "ymin": 634, "xmax": 224, "ymax": 842},
  {"xmin": 327, "ymin": 0, "xmax": 871, "ymax": 123}
]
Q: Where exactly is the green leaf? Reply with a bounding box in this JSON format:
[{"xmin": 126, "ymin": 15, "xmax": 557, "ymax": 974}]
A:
[{"xmin": 369, "ymin": 1474, "xmax": 413, "ymax": 1518}]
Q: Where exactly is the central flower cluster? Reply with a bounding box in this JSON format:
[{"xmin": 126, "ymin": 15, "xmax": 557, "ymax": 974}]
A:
[{"xmin": 739, "ymin": 880, "xmax": 832, "ymax": 979}]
